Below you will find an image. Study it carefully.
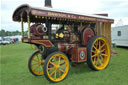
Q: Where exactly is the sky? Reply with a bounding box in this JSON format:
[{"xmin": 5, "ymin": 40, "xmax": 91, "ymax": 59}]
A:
[{"xmin": 1, "ymin": 0, "xmax": 128, "ymax": 31}]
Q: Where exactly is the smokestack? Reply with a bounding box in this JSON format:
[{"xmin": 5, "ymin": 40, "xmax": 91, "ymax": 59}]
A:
[{"xmin": 45, "ymin": 0, "xmax": 52, "ymax": 8}]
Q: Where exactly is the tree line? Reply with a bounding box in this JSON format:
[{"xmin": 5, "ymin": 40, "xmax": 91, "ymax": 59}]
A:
[{"xmin": 0, "ymin": 29, "xmax": 27, "ymax": 37}]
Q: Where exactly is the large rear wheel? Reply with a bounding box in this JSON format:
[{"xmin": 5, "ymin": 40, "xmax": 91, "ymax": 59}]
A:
[
  {"xmin": 43, "ymin": 52, "xmax": 70, "ymax": 82},
  {"xmin": 87, "ymin": 35, "xmax": 111, "ymax": 70},
  {"xmin": 28, "ymin": 51, "xmax": 44, "ymax": 76}
]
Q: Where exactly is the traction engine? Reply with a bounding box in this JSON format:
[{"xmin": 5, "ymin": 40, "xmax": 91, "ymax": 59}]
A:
[{"xmin": 12, "ymin": 4, "xmax": 113, "ymax": 82}]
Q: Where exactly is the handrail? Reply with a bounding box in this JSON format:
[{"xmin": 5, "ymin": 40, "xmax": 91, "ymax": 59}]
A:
[
  {"xmin": 27, "ymin": 15, "xmax": 31, "ymax": 39},
  {"xmin": 21, "ymin": 17, "xmax": 24, "ymax": 38}
]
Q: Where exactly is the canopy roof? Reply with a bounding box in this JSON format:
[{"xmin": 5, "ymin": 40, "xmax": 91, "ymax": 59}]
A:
[{"xmin": 12, "ymin": 4, "xmax": 114, "ymax": 23}]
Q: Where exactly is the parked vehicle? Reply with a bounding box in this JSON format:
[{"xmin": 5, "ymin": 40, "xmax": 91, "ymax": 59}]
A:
[
  {"xmin": 0, "ymin": 40, "xmax": 2, "ymax": 45},
  {"xmin": 0, "ymin": 39, "xmax": 10, "ymax": 45},
  {"xmin": 112, "ymin": 25, "xmax": 128, "ymax": 47},
  {"xmin": 12, "ymin": 4, "xmax": 114, "ymax": 82},
  {"xmin": 4, "ymin": 38, "xmax": 13, "ymax": 44}
]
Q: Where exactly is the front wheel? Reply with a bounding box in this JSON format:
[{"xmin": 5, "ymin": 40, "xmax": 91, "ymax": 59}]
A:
[
  {"xmin": 28, "ymin": 51, "xmax": 44, "ymax": 76},
  {"xmin": 87, "ymin": 35, "xmax": 111, "ymax": 71},
  {"xmin": 43, "ymin": 52, "xmax": 70, "ymax": 82}
]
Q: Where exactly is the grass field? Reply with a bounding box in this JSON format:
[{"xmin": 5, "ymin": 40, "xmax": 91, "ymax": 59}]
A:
[{"xmin": 1, "ymin": 43, "xmax": 128, "ymax": 85}]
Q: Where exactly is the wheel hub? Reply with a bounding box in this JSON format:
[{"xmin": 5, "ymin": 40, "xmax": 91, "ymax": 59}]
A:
[
  {"xmin": 96, "ymin": 50, "xmax": 101, "ymax": 56},
  {"xmin": 54, "ymin": 65, "xmax": 60, "ymax": 69},
  {"xmin": 38, "ymin": 61, "xmax": 42, "ymax": 65}
]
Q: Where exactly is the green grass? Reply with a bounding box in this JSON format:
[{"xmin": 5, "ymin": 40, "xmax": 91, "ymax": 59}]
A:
[{"xmin": 1, "ymin": 43, "xmax": 128, "ymax": 85}]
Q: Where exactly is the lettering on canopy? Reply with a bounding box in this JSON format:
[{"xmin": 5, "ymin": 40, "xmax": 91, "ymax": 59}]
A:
[{"xmin": 31, "ymin": 9, "xmax": 113, "ymax": 23}]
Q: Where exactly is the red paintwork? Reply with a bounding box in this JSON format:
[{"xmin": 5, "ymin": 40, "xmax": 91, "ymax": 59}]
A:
[
  {"xmin": 82, "ymin": 28, "xmax": 94, "ymax": 45},
  {"xmin": 22, "ymin": 36, "xmax": 42, "ymax": 43},
  {"xmin": 30, "ymin": 24, "xmax": 45, "ymax": 36},
  {"xmin": 31, "ymin": 40, "xmax": 54, "ymax": 47},
  {"xmin": 78, "ymin": 48, "xmax": 87, "ymax": 62},
  {"xmin": 72, "ymin": 47, "xmax": 87, "ymax": 62},
  {"xmin": 30, "ymin": 24, "xmax": 38, "ymax": 35},
  {"xmin": 72, "ymin": 48, "xmax": 78, "ymax": 62},
  {"xmin": 31, "ymin": 36, "xmax": 42, "ymax": 39}
]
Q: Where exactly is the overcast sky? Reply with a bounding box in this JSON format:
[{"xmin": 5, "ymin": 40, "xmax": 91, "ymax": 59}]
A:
[{"xmin": 1, "ymin": 0, "xmax": 128, "ymax": 31}]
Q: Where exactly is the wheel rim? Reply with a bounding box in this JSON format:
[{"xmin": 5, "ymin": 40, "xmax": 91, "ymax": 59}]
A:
[
  {"xmin": 91, "ymin": 37, "xmax": 110, "ymax": 70},
  {"xmin": 31, "ymin": 52, "xmax": 44, "ymax": 75},
  {"xmin": 46, "ymin": 54, "xmax": 69, "ymax": 82}
]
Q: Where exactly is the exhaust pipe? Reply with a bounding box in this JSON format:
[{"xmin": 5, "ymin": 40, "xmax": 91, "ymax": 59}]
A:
[{"xmin": 45, "ymin": 0, "xmax": 52, "ymax": 8}]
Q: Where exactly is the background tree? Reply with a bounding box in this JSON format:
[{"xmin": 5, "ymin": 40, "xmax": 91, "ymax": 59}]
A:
[{"xmin": 0, "ymin": 29, "xmax": 21, "ymax": 36}]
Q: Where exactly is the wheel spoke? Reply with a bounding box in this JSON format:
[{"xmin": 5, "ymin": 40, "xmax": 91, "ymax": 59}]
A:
[
  {"xmin": 48, "ymin": 67, "xmax": 54, "ymax": 70},
  {"xmin": 32, "ymin": 63, "xmax": 38, "ymax": 66},
  {"xmin": 34, "ymin": 65, "xmax": 40, "ymax": 71},
  {"xmin": 100, "ymin": 43, "xmax": 105, "ymax": 49},
  {"xmin": 59, "ymin": 60, "xmax": 65, "ymax": 65},
  {"xmin": 95, "ymin": 58, "xmax": 98, "ymax": 66},
  {"xmin": 95, "ymin": 41, "xmax": 98, "ymax": 48},
  {"xmin": 101, "ymin": 54, "xmax": 108, "ymax": 56},
  {"xmin": 59, "ymin": 70, "xmax": 61, "ymax": 77},
  {"xmin": 92, "ymin": 53, "xmax": 97, "ymax": 58},
  {"xmin": 100, "ymin": 48, "xmax": 105, "ymax": 52},
  {"xmin": 100, "ymin": 55, "xmax": 104, "ymax": 61},
  {"xmin": 50, "ymin": 70, "xmax": 56, "ymax": 76},
  {"xmin": 98, "ymin": 58, "xmax": 102, "ymax": 65},
  {"xmin": 60, "ymin": 64, "xmax": 65, "ymax": 68},
  {"xmin": 32, "ymin": 59, "xmax": 39, "ymax": 62},
  {"xmin": 98, "ymin": 57, "xmax": 104, "ymax": 67},
  {"xmin": 93, "ymin": 45, "xmax": 97, "ymax": 50},
  {"xmin": 49, "ymin": 61, "xmax": 55, "ymax": 66},
  {"xmin": 93, "ymin": 57, "xmax": 96, "ymax": 64},
  {"xmin": 91, "ymin": 50, "xmax": 95, "ymax": 53},
  {"xmin": 58, "ymin": 68, "xmax": 65, "ymax": 73},
  {"xmin": 54, "ymin": 70, "xmax": 56, "ymax": 79}
]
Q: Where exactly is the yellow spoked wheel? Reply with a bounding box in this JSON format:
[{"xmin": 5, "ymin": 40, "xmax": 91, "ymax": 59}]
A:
[
  {"xmin": 43, "ymin": 52, "xmax": 69, "ymax": 82},
  {"xmin": 87, "ymin": 36, "xmax": 111, "ymax": 71},
  {"xmin": 28, "ymin": 51, "xmax": 44, "ymax": 76}
]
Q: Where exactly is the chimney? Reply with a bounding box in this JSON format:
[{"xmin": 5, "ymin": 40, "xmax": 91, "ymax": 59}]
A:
[
  {"xmin": 95, "ymin": 13, "xmax": 108, "ymax": 17},
  {"xmin": 45, "ymin": 0, "xmax": 52, "ymax": 8}
]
